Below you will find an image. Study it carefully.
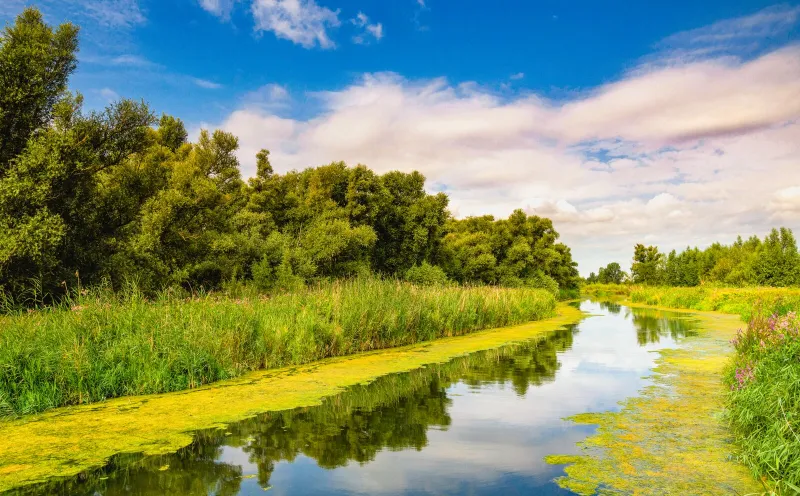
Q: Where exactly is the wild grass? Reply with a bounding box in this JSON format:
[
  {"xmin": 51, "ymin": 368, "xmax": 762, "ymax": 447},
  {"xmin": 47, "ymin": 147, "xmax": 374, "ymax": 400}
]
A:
[
  {"xmin": 0, "ymin": 277, "xmax": 555, "ymax": 417},
  {"xmin": 725, "ymin": 312, "xmax": 800, "ymax": 494},
  {"xmin": 582, "ymin": 284, "xmax": 800, "ymax": 321}
]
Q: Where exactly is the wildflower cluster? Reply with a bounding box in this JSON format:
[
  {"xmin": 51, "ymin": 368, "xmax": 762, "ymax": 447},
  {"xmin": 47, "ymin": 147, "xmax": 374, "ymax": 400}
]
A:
[
  {"xmin": 731, "ymin": 362, "xmax": 756, "ymax": 391},
  {"xmin": 730, "ymin": 311, "xmax": 799, "ymax": 356}
]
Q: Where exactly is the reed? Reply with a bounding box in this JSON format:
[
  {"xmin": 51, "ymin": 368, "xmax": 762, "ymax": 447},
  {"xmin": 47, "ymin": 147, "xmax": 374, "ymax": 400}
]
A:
[{"xmin": 0, "ymin": 277, "xmax": 556, "ymax": 417}]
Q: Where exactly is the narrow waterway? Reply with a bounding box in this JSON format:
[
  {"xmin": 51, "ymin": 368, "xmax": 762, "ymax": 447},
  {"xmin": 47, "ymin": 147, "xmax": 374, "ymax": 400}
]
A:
[{"xmin": 8, "ymin": 301, "xmax": 699, "ymax": 495}]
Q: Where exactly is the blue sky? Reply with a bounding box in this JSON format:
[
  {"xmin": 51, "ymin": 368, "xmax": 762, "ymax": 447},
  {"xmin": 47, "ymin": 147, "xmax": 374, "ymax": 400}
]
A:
[{"xmin": 3, "ymin": 0, "xmax": 800, "ymax": 273}]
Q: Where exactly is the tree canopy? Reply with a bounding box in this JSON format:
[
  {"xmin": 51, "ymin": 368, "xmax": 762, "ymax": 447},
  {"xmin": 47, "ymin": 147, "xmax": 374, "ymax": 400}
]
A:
[{"xmin": 0, "ymin": 8, "xmax": 580, "ymax": 302}]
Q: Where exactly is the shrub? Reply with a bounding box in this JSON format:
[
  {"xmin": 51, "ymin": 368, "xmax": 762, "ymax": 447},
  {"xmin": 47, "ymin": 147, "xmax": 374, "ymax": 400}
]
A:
[{"xmin": 404, "ymin": 262, "xmax": 449, "ymax": 286}]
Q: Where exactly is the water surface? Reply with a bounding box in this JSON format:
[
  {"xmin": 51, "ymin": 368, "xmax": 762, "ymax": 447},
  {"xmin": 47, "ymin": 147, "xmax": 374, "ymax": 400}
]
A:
[{"xmin": 10, "ymin": 301, "xmax": 698, "ymax": 496}]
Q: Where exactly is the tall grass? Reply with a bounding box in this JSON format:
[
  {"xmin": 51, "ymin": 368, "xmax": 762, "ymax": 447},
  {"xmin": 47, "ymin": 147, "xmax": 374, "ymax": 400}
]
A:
[
  {"xmin": 726, "ymin": 312, "xmax": 800, "ymax": 494},
  {"xmin": 582, "ymin": 284, "xmax": 800, "ymax": 321},
  {"xmin": 0, "ymin": 277, "xmax": 555, "ymax": 417},
  {"xmin": 628, "ymin": 286, "xmax": 800, "ymax": 321}
]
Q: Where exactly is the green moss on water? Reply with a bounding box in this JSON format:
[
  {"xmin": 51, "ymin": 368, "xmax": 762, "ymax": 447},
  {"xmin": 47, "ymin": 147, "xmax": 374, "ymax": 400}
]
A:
[
  {"xmin": 0, "ymin": 305, "xmax": 584, "ymax": 493},
  {"xmin": 546, "ymin": 305, "xmax": 762, "ymax": 495}
]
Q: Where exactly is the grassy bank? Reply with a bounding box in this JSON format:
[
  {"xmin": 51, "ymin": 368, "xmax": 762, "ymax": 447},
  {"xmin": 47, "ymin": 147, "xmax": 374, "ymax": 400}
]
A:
[
  {"xmin": 0, "ymin": 278, "xmax": 556, "ymax": 417},
  {"xmin": 583, "ymin": 283, "xmax": 800, "ymax": 321},
  {"xmin": 0, "ymin": 304, "xmax": 582, "ymax": 492},
  {"xmin": 582, "ymin": 283, "xmax": 800, "ymax": 493},
  {"xmin": 725, "ymin": 312, "xmax": 800, "ymax": 493}
]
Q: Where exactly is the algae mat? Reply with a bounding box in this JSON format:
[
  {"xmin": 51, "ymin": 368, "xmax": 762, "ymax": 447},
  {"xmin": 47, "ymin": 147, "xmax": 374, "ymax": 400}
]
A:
[
  {"xmin": 0, "ymin": 304, "xmax": 583, "ymax": 493},
  {"xmin": 546, "ymin": 304, "xmax": 763, "ymax": 495}
]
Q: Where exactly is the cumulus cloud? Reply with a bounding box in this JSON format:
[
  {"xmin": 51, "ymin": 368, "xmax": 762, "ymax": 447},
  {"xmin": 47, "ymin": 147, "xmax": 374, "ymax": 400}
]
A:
[
  {"xmin": 251, "ymin": 0, "xmax": 341, "ymax": 49},
  {"xmin": 203, "ymin": 7, "xmax": 800, "ymax": 274}
]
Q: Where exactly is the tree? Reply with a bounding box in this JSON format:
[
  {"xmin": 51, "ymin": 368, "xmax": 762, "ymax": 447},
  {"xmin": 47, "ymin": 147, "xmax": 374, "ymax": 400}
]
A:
[
  {"xmin": 753, "ymin": 228, "xmax": 800, "ymax": 287},
  {"xmin": 0, "ymin": 8, "xmax": 79, "ymax": 169},
  {"xmin": 597, "ymin": 262, "xmax": 625, "ymax": 284},
  {"xmin": 631, "ymin": 244, "xmax": 664, "ymax": 285}
]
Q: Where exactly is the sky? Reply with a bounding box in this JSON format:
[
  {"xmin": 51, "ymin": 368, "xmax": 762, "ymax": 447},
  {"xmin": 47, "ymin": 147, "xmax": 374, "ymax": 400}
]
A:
[{"xmin": 2, "ymin": 0, "xmax": 800, "ymax": 275}]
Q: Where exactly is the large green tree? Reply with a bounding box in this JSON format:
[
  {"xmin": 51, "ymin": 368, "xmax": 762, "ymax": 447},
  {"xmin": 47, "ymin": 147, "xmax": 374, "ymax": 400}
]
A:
[{"xmin": 0, "ymin": 8, "xmax": 78, "ymax": 169}]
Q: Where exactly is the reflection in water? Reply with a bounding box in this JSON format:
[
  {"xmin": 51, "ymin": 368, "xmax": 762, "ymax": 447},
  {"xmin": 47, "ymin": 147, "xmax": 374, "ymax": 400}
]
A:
[
  {"xmin": 628, "ymin": 308, "xmax": 697, "ymax": 345},
  {"xmin": 598, "ymin": 301, "xmax": 621, "ymax": 315},
  {"xmin": 10, "ymin": 303, "xmax": 697, "ymax": 496}
]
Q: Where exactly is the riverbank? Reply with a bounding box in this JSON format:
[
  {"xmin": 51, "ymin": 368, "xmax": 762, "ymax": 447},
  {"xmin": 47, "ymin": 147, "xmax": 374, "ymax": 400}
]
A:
[
  {"xmin": 546, "ymin": 304, "xmax": 763, "ymax": 494},
  {"xmin": 583, "ymin": 283, "xmax": 800, "ymax": 320},
  {"xmin": 584, "ymin": 285, "xmax": 800, "ymax": 491},
  {"xmin": 0, "ymin": 303, "xmax": 583, "ymax": 493},
  {"xmin": 0, "ymin": 278, "xmax": 556, "ymax": 417}
]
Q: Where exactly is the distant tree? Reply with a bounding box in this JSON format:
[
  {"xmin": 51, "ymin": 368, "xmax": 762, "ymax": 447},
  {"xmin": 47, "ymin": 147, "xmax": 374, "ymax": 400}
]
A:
[
  {"xmin": 597, "ymin": 262, "xmax": 625, "ymax": 284},
  {"xmin": 753, "ymin": 228, "xmax": 800, "ymax": 287},
  {"xmin": 631, "ymin": 244, "xmax": 664, "ymax": 285}
]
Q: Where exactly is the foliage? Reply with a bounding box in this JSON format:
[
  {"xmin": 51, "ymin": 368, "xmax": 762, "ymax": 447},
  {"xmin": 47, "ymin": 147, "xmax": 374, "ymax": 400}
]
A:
[
  {"xmin": 725, "ymin": 312, "xmax": 800, "ymax": 493},
  {"xmin": 439, "ymin": 210, "xmax": 580, "ymax": 291},
  {"xmin": 0, "ymin": 277, "xmax": 556, "ymax": 416},
  {"xmin": 404, "ymin": 261, "xmax": 449, "ymax": 286},
  {"xmin": 610, "ymin": 228, "xmax": 800, "ymax": 289},
  {"xmin": 585, "ymin": 262, "xmax": 626, "ymax": 284},
  {"xmin": 0, "ymin": 8, "xmax": 78, "ymax": 167},
  {"xmin": 0, "ymin": 8, "xmax": 579, "ymax": 303},
  {"xmin": 631, "ymin": 244, "xmax": 664, "ymax": 285}
]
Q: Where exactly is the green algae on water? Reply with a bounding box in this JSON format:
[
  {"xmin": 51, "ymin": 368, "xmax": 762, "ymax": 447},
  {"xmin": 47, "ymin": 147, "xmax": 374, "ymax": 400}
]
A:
[
  {"xmin": 0, "ymin": 305, "xmax": 584, "ymax": 493},
  {"xmin": 545, "ymin": 306, "xmax": 762, "ymax": 495}
]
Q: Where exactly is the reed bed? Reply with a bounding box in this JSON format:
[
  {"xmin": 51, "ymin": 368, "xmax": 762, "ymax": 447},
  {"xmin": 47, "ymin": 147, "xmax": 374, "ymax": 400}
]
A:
[{"xmin": 0, "ymin": 278, "xmax": 555, "ymax": 417}]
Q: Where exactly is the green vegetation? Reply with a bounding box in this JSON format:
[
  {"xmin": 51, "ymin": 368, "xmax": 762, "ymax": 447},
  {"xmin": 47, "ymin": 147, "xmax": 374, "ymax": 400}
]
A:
[
  {"xmin": 547, "ymin": 307, "xmax": 761, "ymax": 495},
  {"xmin": 0, "ymin": 7, "xmax": 580, "ymax": 417},
  {"xmin": 586, "ymin": 227, "xmax": 800, "ymax": 287},
  {"xmin": 0, "ymin": 305, "xmax": 583, "ymax": 492},
  {"xmin": 0, "ymin": 7, "xmax": 579, "ymax": 308},
  {"xmin": 12, "ymin": 327, "xmax": 576, "ymax": 495},
  {"xmin": 0, "ymin": 278, "xmax": 556, "ymax": 416},
  {"xmin": 581, "ymin": 284, "xmax": 800, "ymax": 493},
  {"xmin": 627, "ymin": 285, "xmax": 800, "ymax": 321},
  {"xmin": 725, "ymin": 311, "xmax": 800, "ymax": 493}
]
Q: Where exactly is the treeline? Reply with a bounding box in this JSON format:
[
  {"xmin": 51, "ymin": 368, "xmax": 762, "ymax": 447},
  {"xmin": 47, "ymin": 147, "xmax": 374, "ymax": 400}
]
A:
[
  {"xmin": 585, "ymin": 227, "xmax": 800, "ymax": 288},
  {"xmin": 0, "ymin": 8, "xmax": 579, "ymax": 305}
]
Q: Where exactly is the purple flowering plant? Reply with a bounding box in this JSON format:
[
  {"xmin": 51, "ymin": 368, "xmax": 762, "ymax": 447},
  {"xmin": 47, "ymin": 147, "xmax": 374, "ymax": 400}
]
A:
[{"xmin": 728, "ymin": 308, "xmax": 799, "ymax": 391}]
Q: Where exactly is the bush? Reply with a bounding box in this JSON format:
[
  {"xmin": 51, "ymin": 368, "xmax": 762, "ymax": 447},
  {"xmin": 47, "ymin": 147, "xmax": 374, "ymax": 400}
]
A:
[
  {"xmin": 526, "ymin": 271, "xmax": 559, "ymax": 296},
  {"xmin": 404, "ymin": 262, "xmax": 449, "ymax": 286}
]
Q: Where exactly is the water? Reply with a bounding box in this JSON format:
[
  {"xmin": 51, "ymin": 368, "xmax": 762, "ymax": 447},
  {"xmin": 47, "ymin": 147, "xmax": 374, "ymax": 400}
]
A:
[{"xmin": 10, "ymin": 301, "xmax": 698, "ymax": 496}]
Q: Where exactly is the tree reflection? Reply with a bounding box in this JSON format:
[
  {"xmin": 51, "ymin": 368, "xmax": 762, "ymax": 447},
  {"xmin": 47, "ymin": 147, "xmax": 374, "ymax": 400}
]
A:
[
  {"xmin": 12, "ymin": 328, "xmax": 576, "ymax": 496},
  {"xmin": 628, "ymin": 308, "xmax": 697, "ymax": 345}
]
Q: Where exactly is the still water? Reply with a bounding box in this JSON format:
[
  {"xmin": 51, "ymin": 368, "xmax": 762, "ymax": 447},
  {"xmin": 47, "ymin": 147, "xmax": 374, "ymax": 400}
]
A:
[{"xmin": 11, "ymin": 301, "xmax": 697, "ymax": 496}]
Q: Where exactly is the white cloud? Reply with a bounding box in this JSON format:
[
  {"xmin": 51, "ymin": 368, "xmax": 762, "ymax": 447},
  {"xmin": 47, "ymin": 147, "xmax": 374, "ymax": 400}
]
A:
[
  {"xmin": 198, "ymin": 0, "xmax": 238, "ymax": 19},
  {"xmin": 351, "ymin": 11, "xmax": 383, "ymax": 44},
  {"xmin": 98, "ymin": 87, "xmax": 119, "ymax": 102},
  {"xmin": 191, "ymin": 77, "xmax": 224, "ymax": 89},
  {"xmin": 80, "ymin": 0, "xmax": 146, "ymax": 28},
  {"xmin": 201, "ymin": 11, "xmax": 800, "ymax": 274},
  {"xmin": 649, "ymin": 4, "xmax": 800, "ymax": 66},
  {"xmin": 510, "ymin": 72, "xmax": 525, "ymax": 80},
  {"xmin": 242, "ymin": 83, "xmax": 291, "ymax": 110},
  {"xmin": 251, "ymin": 0, "xmax": 341, "ymax": 49},
  {"xmin": 110, "ymin": 54, "xmax": 157, "ymax": 67}
]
